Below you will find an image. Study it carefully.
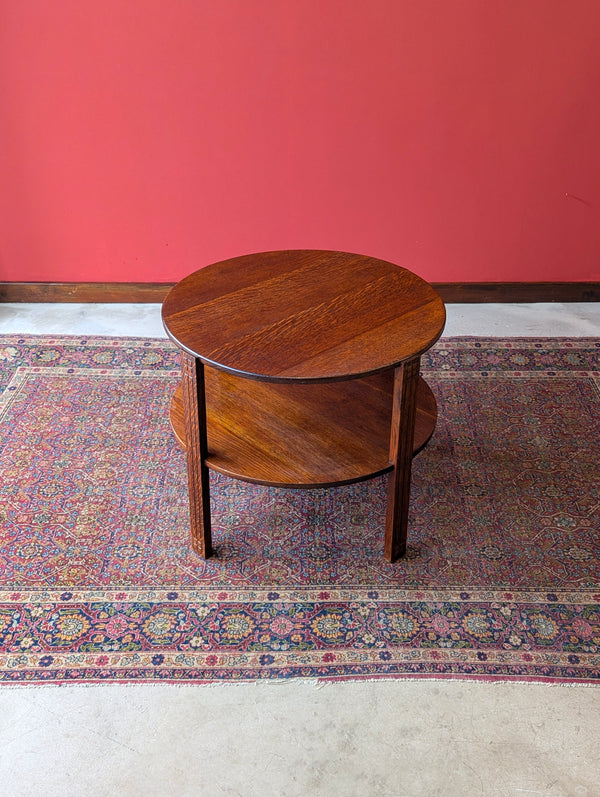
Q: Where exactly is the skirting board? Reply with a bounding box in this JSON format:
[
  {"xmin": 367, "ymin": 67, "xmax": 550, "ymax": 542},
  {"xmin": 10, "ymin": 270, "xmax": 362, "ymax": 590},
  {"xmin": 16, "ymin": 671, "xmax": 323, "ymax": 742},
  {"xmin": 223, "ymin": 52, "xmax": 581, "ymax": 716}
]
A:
[{"xmin": 0, "ymin": 282, "xmax": 599, "ymax": 303}]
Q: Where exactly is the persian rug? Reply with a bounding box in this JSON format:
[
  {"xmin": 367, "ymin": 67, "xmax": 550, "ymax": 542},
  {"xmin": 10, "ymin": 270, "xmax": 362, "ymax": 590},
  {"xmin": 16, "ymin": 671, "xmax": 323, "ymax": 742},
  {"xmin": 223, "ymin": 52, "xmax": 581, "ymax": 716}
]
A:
[{"xmin": 0, "ymin": 335, "xmax": 598, "ymax": 685}]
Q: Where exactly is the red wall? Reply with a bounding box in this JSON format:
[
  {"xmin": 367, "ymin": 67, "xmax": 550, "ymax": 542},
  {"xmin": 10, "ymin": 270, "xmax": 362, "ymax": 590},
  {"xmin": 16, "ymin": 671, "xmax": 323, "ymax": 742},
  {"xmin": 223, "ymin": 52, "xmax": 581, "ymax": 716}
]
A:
[{"xmin": 1, "ymin": 0, "xmax": 599, "ymax": 283}]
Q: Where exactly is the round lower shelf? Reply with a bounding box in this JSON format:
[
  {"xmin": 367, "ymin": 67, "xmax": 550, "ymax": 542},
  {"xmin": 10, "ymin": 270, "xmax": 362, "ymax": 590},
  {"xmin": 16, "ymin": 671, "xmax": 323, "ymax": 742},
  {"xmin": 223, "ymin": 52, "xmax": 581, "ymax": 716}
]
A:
[{"xmin": 169, "ymin": 367, "xmax": 437, "ymax": 488}]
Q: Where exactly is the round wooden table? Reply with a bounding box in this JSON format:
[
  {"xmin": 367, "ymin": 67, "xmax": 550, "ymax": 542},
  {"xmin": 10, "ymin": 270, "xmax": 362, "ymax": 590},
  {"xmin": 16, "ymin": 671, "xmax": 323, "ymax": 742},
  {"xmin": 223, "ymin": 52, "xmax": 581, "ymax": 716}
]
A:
[{"xmin": 162, "ymin": 250, "xmax": 445, "ymax": 562}]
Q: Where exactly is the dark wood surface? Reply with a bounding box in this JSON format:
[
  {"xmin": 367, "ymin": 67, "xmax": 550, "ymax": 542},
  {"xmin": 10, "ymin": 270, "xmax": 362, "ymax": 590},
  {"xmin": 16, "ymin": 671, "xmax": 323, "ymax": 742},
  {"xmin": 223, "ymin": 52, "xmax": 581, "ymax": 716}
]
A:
[
  {"xmin": 435, "ymin": 281, "xmax": 600, "ymax": 303},
  {"xmin": 0, "ymin": 282, "xmax": 173, "ymax": 303},
  {"xmin": 385, "ymin": 359, "xmax": 420, "ymax": 561},
  {"xmin": 2, "ymin": 280, "xmax": 599, "ymax": 303},
  {"xmin": 163, "ymin": 250, "xmax": 446, "ymax": 561},
  {"xmin": 169, "ymin": 367, "xmax": 437, "ymax": 487},
  {"xmin": 162, "ymin": 250, "xmax": 446, "ymax": 381},
  {"xmin": 181, "ymin": 353, "xmax": 213, "ymax": 557}
]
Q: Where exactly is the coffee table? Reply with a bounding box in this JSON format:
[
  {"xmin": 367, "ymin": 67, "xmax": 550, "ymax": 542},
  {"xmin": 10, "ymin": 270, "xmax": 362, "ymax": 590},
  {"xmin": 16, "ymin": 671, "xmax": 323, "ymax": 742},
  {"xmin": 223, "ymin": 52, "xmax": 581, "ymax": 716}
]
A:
[{"xmin": 162, "ymin": 250, "xmax": 445, "ymax": 562}]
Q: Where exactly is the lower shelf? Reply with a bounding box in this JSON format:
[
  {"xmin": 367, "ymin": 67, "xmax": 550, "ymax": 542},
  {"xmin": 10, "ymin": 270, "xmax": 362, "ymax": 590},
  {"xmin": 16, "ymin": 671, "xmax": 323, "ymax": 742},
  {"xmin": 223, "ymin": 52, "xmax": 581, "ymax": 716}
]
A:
[{"xmin": 169, "ymin": 367, "xmax": 437, "ymax": 488}]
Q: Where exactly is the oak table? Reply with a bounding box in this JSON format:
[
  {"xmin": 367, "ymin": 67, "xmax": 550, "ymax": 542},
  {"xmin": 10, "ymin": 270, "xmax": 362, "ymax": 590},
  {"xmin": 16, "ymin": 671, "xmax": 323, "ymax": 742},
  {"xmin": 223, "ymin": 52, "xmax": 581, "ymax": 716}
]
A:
[{"xmin": 162, "ymin": 250, "xmax": 445, "ymax": 562}]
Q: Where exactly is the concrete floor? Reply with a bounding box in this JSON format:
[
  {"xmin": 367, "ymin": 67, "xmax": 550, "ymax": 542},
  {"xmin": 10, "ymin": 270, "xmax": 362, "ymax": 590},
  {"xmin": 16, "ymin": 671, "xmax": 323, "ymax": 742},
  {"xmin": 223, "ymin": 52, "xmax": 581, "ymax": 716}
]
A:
[
  {"xmin": 0, "ymin": 302, "xmax": 599, "ymax": 797},
  {"xmin": 0, "ymin": 301, "xmax": 599, "ymax": 338}
]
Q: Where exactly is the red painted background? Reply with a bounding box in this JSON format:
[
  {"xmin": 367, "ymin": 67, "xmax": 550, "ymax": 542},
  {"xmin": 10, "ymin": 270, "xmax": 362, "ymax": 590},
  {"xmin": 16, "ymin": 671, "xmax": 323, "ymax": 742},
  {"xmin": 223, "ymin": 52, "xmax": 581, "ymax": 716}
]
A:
[{"xmin": 1, "ymin": 0, "xmax": 599, "ymax": 283}]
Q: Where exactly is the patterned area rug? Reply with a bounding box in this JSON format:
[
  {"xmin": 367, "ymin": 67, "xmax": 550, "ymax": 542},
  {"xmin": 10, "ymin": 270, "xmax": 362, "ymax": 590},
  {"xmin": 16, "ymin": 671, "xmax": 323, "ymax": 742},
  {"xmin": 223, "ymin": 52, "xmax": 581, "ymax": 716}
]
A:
[{"xmin": 0, "ymin": 335, "xmax": 598, "ymax": 684}]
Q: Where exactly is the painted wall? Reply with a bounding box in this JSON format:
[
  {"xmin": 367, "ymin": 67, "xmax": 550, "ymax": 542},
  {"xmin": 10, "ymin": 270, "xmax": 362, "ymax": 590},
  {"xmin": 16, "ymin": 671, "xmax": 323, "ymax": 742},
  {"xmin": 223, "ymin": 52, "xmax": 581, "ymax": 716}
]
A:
[{"xmin": 1, "ymin": 0, "xmax": 599, "ymax": 283}]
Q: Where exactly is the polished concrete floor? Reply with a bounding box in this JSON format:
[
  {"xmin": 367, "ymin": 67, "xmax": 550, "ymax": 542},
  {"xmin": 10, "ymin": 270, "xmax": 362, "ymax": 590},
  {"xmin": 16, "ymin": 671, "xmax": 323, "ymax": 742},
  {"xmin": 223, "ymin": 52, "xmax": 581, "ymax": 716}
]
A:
[{"xmin": 0, "ymin": 303, "xmax": 599, "ymax": 797}]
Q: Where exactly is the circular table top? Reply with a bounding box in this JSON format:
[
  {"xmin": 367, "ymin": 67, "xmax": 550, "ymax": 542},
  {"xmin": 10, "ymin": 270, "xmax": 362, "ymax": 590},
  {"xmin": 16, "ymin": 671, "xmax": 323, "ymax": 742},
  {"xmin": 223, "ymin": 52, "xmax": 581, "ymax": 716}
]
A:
[{"xmin": 162, "ymin": 250, "xmax": 446, "ymax": 383}]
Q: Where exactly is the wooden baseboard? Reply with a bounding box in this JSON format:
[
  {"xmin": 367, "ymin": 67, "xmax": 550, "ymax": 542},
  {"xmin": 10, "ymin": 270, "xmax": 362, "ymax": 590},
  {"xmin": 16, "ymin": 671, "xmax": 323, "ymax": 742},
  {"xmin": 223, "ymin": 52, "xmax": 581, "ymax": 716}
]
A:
[
  {"xmin": 0, "ymin": 282, "xmax": 173, "ymax": 303},
  {"xmin": 434, "ymin": 282, "xmax": 600, "ymax": 303},
  {"xmin": 0, "ymin": 281, "xmax": 599, "ymax": 303}
]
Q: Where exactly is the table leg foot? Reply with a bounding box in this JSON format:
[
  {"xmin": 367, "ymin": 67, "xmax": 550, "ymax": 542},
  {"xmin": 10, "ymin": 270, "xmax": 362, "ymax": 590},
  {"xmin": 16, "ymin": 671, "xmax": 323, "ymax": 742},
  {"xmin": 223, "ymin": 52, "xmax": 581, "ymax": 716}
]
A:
[
  {"xmin": 181, "ymin": 353, "xmax": 213, "ymax": 558},
  {"xmin": 385, "ymin": 358, "xmax": 420, "ymax": 562}
]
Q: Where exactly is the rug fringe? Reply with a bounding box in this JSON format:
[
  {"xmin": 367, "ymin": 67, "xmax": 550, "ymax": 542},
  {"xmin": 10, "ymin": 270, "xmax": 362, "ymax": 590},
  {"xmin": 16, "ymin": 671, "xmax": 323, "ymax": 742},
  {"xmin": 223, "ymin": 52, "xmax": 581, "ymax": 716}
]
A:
[{"xmin": 0, "ymin": 675, "xmax": 597, "ymax": 691}]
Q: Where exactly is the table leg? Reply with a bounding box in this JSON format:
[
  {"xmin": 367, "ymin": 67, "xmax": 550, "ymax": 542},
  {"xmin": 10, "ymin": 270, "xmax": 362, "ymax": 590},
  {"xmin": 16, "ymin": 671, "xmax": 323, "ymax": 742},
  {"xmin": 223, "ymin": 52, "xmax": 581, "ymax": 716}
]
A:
[
  {"xmin": 181, "ymin": 352, "xmax": 213, "ymax": 558},
  {"xmin": 385, "ymin": 357, "xmax": 420, "ymax": 562}
]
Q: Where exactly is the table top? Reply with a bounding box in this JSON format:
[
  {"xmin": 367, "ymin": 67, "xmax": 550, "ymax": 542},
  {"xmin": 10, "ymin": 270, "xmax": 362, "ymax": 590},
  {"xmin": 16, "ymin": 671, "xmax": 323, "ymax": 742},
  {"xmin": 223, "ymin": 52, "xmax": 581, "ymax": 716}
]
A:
[{"xmin": 162, "ymin": 250, "xmax": 446, "ymax": 382}]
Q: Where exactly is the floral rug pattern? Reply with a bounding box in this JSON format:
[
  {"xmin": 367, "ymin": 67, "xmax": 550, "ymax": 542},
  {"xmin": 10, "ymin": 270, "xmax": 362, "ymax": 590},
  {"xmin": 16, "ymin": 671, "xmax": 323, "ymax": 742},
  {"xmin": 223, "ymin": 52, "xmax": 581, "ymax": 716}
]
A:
[{"xmin": 0, "ymin": 336, "xmax": 598, "ymax": 684}]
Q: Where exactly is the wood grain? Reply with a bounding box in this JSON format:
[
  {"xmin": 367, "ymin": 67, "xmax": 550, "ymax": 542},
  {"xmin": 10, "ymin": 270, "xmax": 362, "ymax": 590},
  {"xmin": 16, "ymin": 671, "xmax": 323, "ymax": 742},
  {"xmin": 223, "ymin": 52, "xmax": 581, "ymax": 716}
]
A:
[
  {"xmin": 385, "ymin": 358, "xmax": 420, "ymax": 562},
  {"xmin": 164, "ymin": 250, "xmax": 445, "ymax": 560},
  {"xmin": 181, "ymin": 353, "xmax": 212, "ymax": 558},
  {"xmin": 169, "ymin": 367, "xmax": 437, "ymax": 488},
  {"xmin": 162, "ymin": 250, "xmax": 446, "ymax": 381}
]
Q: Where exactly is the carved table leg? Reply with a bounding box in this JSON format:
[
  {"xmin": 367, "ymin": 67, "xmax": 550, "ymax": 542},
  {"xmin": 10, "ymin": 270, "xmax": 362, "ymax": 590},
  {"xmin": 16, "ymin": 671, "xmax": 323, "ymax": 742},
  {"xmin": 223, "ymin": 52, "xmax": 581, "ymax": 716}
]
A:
[
  {"xmin": 181, "ymin": 352, "xmax": 212, "ymax": 558},
  {"xmin": 385, "ymin": 357, "xmax": 420, "ymax": 562}
]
